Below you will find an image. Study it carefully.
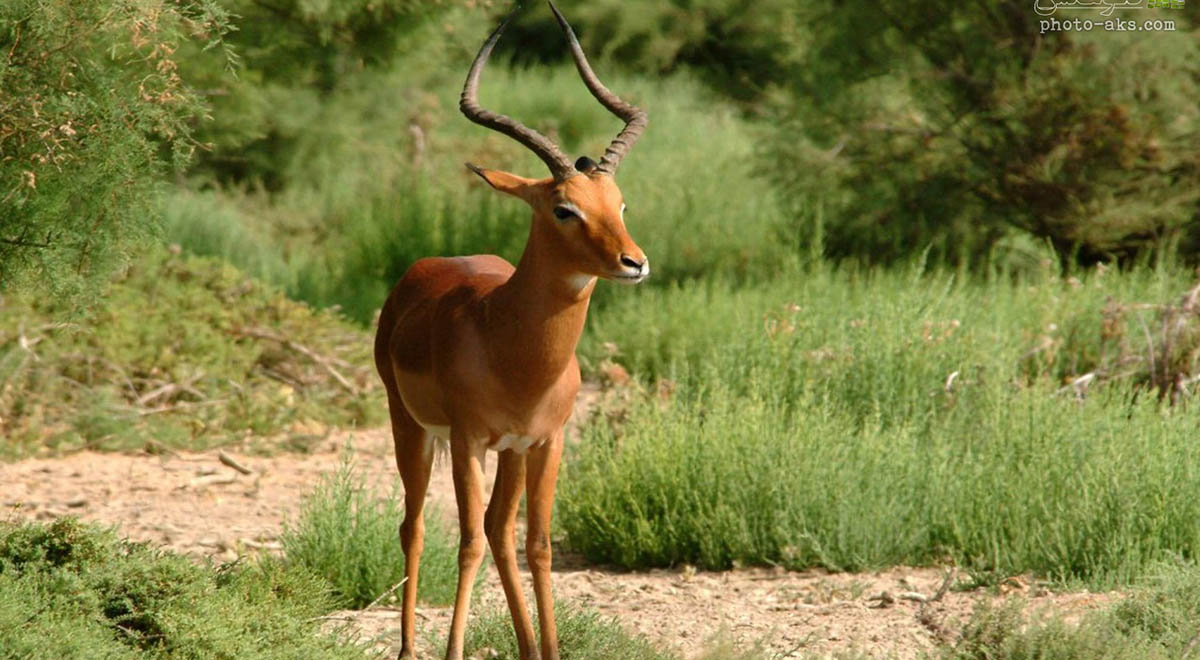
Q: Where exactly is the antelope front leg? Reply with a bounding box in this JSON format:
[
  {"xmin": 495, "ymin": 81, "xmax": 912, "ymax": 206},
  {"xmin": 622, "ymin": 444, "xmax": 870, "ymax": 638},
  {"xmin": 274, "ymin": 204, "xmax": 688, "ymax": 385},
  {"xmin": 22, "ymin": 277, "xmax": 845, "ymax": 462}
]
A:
[
  {"xmin": 526, "ymin": 433, "xmax": 564, "ymax": 660},
  {"xmin": 446, "ymin": 434, "xmax": 488, "ymax": 660},
  {"xmin": 485, "ymin": 450, "xmax": 537, "ymax": 659}
]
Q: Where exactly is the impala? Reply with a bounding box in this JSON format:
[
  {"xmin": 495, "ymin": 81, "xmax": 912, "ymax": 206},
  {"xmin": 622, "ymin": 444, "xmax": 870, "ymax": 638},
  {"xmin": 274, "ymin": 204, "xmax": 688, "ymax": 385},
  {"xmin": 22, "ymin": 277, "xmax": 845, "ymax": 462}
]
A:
[{"xmin": 373, "ymin": 3, "xmax": 648, "ymax": 658}]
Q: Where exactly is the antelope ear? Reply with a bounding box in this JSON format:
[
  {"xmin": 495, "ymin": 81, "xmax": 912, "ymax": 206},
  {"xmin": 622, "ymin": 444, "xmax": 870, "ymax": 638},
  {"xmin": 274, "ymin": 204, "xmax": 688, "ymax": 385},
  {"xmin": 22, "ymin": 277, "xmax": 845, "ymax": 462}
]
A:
[
  {"xmin": 466, "ymin": 163, "xmax": 542, "ymax": 201},
  {"xmin": 574, "ymin": 156, "xmax": 599, "ymax": 175}
]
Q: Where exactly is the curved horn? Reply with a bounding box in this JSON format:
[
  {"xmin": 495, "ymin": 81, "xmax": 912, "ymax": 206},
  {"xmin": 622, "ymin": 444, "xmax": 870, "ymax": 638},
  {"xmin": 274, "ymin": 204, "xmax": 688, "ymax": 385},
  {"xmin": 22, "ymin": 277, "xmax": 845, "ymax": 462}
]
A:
[
  {"xmin": 461, "ymin": 8, "xmax": 577, "ymax": 181},
  {"xmin": 548, "ymin": 1, "xmax": 647, "ymax": 176}
]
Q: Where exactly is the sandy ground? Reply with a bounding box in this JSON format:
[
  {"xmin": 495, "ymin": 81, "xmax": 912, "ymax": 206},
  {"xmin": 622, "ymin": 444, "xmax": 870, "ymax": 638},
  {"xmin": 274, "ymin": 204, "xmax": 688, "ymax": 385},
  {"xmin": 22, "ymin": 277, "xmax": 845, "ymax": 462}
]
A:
[{"xmin": 0, "ymin": 427, "xmax": 1118, "ymax": 659}]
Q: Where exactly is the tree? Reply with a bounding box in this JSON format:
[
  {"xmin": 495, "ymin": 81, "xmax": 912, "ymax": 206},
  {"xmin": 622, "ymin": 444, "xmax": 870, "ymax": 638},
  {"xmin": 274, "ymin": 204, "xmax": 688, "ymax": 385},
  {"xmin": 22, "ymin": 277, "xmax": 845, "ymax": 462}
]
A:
[
  {"xmin": 768, "ymin": 1, "xmax": 1200, "ymax": 267},
  {"xmin": 0, "ymin": 0, "xmax": 232, "ymax": 300}
]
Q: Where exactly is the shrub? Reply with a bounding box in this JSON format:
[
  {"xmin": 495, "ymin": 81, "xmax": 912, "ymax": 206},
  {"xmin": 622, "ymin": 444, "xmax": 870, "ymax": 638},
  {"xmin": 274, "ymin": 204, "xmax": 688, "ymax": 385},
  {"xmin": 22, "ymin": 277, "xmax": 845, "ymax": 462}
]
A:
[
  {"xmin": 461, "ymin": 601, "xmax": 671, "ymax": 660},
  {"xmin": 177, "ymin": 0, "xmax": 470, "ymax": 188},
  {"xmin": 494, "ymin": 0, "xmax": 801, "ymax": 104},
  {"xmin": 946, "ymin": 565, "xmax": 1200, "ymax": 658},
  {"xmin": 0, "ymin": 247, "xmax": 382, "ymax": 457},
  {"xmin": 166, "ymin": 67, "xmax": 791, "ymax": 323},
  {"xmin": 279, "ymin": 455, "xmax": 467, "ymax": 608},
  {"xmin": 0, "ymin": 0, "xmax": 233, "ymax": 301},
  {"xmin": 0, "ymin": 517, "xmax": 369, "ymax": 659}
]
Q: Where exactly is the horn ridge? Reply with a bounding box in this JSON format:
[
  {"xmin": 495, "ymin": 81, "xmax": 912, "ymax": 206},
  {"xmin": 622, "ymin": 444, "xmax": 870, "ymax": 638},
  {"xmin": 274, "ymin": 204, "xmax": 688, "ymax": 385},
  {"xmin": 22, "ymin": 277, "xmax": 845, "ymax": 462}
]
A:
[
  {"xmin": 547, "ymin": 1, "xmax": 647, "ymax": 175},
  {"xmin": 460, "ymin": 6, "xmax": 577, "ymax": 181}
]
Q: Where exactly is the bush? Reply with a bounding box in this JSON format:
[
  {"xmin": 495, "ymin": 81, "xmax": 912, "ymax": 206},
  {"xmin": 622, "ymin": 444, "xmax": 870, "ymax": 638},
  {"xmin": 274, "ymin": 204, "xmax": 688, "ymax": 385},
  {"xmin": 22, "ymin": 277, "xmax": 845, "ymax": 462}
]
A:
[
  {"xmin": 166, "ymin": 66, "xmax": 791, "ymax": 323},
  {"xmin": 177, "ymin": 0, "xmax": 470, "ymax": 189},
  {"xmin": 0, "ymin": 247, "xmax": 382, "ymax": 457},
  {"xmin": 0, "ymin": 517, "xmax": 368, "ymax": 659},
  {"xmin": 279, "ymin": 455, "xmax": 468, "ymax": 608},
  {"xmin": 494, "ymin": 0, "xmax": 801, "ymax": 104},
  {"xmin": 0, "ymin": 0, "xmax": 233, "ymax": 301}
]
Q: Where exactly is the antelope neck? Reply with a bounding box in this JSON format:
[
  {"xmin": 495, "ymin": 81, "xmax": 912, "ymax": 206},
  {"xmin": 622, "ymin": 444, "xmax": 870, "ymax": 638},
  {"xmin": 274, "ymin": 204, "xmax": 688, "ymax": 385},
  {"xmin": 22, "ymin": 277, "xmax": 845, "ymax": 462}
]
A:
[{"xmin": 485, "ymin": 224, "xmax": 594, "ymax": 384}]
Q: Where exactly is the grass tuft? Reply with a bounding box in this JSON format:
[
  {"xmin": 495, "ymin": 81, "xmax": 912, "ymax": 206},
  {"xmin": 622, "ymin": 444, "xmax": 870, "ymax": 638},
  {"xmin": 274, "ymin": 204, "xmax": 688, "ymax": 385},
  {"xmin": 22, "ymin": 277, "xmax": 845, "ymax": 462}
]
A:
[
  {"xmin": 459, "ymin": 601, "xmax": 672, "ymax": 660},
  {"xmin": 279, "ymin": 454, "xmax": 468, "ymax": 608},
  {"xmin": 943, "ymin": 565, "xmax": 1200, "ymax": 658}
]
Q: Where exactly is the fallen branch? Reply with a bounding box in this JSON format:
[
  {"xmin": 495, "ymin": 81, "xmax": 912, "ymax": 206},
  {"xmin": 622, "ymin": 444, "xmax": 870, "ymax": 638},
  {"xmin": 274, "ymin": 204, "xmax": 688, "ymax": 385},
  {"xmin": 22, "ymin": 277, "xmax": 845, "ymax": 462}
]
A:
[
  {"xmin": 189, "ymin": 473, "xmax": 236, "ymax": 488},
  {"xmin": 931, "ymin": 568, "xmax": 954, "ymax": 602},
  {"xmin": 234, "ymin": 326, "xmax": 359, "ymax": 394},
  {"xmin": 1183, "ymin": 628, "xmax": 1200, "ymax": 659},
  {"xmin": 869, "ymin": 569, "xmax": 955, "ymax": 606},
  {"xmin": 134, "ymin": 371, "xmax": 206, "ymax": 407},
  {"xmin": 238, "ymin": 538, "xmax": 282, "ymax": 551},
  {"xmin": 218, "ymin": 450, "xmax": 253, "ymax": 475},
  {"xmin": 135, "ymin": 399, "xmax": 224, "ymax": 417}
]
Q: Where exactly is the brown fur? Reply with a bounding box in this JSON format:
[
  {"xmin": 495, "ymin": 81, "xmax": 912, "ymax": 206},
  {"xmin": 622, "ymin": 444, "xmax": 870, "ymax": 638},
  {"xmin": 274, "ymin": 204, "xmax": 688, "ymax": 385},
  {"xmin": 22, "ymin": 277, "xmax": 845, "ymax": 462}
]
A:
[{"xmin": 374, "ymin": 170, "xmax": 646, "ymax": 660}]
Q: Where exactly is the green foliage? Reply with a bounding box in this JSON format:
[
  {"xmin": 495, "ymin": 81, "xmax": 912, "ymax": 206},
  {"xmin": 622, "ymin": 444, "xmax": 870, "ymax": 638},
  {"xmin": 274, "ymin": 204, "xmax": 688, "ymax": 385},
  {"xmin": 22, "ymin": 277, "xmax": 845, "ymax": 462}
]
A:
[
  {"xmin": 461, "ymin": 601, "xmax": 672, "ymax": 660},
  {"xmin": 178, "ymin": 0, "xmax": 471, "ymax": 188},
  {"xmin": 279, "ymin": 455, "xmax": 467, "ymax": 608},
  {"xmin": 562, "ymin": 263, "xmax": 1200, "ymax": 582},
  {"xmin": 495, "ymin": 0, "xmax": 801, "ymax": 103},
  {"xmin": 768, "ymin": 2, "xmax": 1200, "ymax": 267},
  {"xmin": 214, "ymin": 0, "xmax": 451, "ymax": 89},
  {"xmin": 165, "ymin": 67, "xmax": 791, "ymax": 323},
  {"xmin": 0, "ymin": 0, "xmax": 233, "ymax": 301},
  {"xmin": 946, "ymin": 565, "xmax": 1200, "ymax": 658},
  {"xmin": 0, "ymin": 517, "xmax": 369, "ymax": 659},
  {"xmin": 0, "ymin": 247, "xmax": 383, "ymax": 457}
]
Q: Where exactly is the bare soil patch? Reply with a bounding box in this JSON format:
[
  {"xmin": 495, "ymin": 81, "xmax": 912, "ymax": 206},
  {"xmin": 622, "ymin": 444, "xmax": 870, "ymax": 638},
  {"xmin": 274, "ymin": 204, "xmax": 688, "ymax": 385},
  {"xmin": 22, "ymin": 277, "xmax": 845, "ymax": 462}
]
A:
[{"xmin": 1, "ymin": 428, "xmax": 1117, "ymax": 659}]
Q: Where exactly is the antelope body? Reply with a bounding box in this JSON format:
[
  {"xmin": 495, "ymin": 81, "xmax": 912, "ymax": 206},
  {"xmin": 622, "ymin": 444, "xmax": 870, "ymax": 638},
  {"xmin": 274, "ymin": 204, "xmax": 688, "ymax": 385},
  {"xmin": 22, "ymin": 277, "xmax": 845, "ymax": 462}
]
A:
[{"xmin": 373, "ymin": 4, "xmax": 648, "ymax": 659}]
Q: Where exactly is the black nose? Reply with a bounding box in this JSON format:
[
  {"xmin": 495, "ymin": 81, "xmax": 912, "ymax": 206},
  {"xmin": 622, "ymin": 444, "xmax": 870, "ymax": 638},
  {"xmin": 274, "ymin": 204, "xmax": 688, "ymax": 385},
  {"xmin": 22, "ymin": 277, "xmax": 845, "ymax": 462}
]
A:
[{"xmin": 619, "ymin": 254, "xmax": 644, "ymax": 270}]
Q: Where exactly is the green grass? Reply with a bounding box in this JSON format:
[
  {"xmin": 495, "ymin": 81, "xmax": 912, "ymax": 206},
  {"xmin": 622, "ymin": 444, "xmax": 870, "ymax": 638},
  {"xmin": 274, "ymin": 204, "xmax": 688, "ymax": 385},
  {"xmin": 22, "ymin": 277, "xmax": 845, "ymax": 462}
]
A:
[
  {"xmin": 0, "ymin": 517, "xmax": 369, "ymax": 659},
  {"xmin": 944, "ymin": 565, "xmax": 1200, "ymax": 659},
  {"xmin": 279, "ymin": 454, "xmax": 470, "ymax": 608},
  {"xmin": 459, "ymin": 601, "xmax": 673, "ymax": 660},
  {"xmin": 0, "ymin": 247, "xmax": 383, "ymax": 458},
  {"xmin": 560, "ymin": 261, "xmax": 1200, "ymax": 585}
]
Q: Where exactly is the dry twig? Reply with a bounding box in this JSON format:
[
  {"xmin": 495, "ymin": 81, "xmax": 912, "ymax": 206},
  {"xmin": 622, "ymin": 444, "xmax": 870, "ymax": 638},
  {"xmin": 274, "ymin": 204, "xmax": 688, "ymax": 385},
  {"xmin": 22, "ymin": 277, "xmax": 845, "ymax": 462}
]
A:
[
  {"xmin": 218, "ymin": 450, "xmax": 253, "ymax": 475},
  {"xmin": 364, "ymin": 577, "xmax": 408, "ymax": 611},
  {"xmin": 234, "ymin": 326, "xmax": 359, "ymax": 394}
]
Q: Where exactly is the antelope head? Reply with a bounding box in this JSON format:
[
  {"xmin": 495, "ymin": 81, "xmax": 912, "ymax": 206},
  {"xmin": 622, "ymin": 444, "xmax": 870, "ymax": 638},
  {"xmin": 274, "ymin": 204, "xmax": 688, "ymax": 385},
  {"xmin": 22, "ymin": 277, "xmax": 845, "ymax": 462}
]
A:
[{"xmin": 460, "ymin": 2, "xmax": 649, "ymax": 285}]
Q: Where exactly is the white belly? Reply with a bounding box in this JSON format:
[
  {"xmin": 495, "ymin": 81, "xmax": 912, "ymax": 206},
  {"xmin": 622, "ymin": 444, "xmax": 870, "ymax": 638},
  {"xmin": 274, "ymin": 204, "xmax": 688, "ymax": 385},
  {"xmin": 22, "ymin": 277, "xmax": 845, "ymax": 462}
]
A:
[
  {"xmin": 493, "ymin": 433, "xmax": 541, "ymax": 454},
  {"xmin": 417, "ymin": 426, "xmax": 542, "ymax": 455}
]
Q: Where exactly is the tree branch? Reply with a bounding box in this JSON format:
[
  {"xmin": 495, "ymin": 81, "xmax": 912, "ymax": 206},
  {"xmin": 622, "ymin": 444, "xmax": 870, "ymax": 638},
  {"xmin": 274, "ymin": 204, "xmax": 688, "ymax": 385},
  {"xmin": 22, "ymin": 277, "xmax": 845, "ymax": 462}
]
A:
[{"xmin": 0, "ymin": 237, "xmax": 52, "ymax": 249}]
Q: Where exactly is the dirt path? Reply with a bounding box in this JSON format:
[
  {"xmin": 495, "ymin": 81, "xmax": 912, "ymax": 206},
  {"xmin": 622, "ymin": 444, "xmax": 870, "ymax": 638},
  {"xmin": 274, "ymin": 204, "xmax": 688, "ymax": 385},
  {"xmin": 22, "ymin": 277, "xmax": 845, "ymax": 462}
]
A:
[{"xmin": 0, "ymin": 429, "xmax": 1117, "ymax": 659}]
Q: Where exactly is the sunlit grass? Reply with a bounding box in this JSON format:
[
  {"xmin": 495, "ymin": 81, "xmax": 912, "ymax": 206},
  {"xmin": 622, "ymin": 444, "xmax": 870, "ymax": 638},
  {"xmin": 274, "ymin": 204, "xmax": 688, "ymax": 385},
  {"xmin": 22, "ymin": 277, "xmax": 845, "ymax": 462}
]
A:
[
  {"xmin": 562, "ymin": 261, "xmax": 1200, "ymax": 586},
  {"xmin": 279, "ymin": 455, "xmax": 470, "ymax": 608}
]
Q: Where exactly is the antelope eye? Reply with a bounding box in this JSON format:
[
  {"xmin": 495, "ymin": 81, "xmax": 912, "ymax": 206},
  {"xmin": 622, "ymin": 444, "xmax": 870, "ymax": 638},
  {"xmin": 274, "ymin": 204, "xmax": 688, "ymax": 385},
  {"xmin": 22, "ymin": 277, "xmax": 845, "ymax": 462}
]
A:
[{"xmin": 553, "ymin": 206, "xmax": 578, "ymax": 221}]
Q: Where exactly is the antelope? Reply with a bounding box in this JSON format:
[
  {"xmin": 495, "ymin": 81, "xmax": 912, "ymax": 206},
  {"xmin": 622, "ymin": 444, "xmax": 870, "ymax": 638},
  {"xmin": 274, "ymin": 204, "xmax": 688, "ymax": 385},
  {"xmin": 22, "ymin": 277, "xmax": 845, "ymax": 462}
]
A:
[{"xmin": 372, "ymin": 3, "xmax": 648, "ymax": 658}]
